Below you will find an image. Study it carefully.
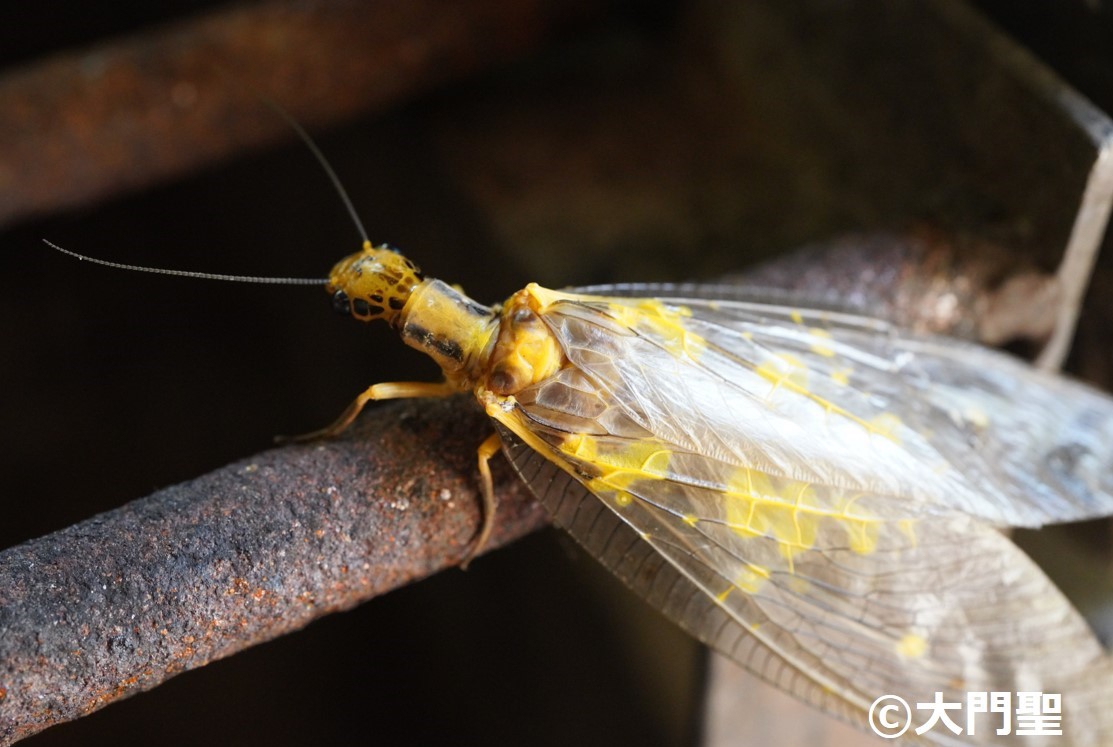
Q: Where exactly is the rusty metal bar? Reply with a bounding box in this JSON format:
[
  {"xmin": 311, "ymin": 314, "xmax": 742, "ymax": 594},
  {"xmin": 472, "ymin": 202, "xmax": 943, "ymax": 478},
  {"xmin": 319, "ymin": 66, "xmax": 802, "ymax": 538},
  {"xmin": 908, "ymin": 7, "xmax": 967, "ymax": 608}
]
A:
[
  {"xmin": 0, "ymin": 0, "xmax": 603, "ymax": 228},
  {"xmin": 0, "ymin": 396, "xmax": 548, "ymax": 746},
  {"xmin": 741, "ymin": 228, "xmax": 1064, "ymax": 348}
]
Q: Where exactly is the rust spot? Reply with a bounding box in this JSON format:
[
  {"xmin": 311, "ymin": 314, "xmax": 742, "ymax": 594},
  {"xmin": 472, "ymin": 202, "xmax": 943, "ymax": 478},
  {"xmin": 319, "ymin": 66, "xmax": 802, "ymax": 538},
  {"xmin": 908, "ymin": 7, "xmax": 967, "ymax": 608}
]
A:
[
  {"xmin": 115, "ymin": 677, "xmax": 139, "ymax": 694},
  {"xmin": 226, "ymin": 577, "xmax": 250, "ymax": 595}
]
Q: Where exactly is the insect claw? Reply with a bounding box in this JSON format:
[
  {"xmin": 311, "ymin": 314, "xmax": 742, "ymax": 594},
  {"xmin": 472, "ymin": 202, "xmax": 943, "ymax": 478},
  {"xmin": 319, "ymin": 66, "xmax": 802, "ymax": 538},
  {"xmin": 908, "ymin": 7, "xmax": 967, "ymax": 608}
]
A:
[
  {"xmin": 273, "ymin": 428, "xmax": 334, "ymax": 445},
  {"xmin": 275, "ymin": 399, "xmax": 365, "ymax": 444}
]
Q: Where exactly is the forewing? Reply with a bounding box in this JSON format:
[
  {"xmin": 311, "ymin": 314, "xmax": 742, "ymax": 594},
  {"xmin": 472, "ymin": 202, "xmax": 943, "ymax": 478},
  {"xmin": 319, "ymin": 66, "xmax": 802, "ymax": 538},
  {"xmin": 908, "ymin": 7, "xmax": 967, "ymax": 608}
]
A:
[
  {"xmin": 487, "ymin": 288, "xmax": 1113, "ymax": 745},
  {"xmin": 574, "ymin": 283, "xmax": 1113, "ymax": 527}
]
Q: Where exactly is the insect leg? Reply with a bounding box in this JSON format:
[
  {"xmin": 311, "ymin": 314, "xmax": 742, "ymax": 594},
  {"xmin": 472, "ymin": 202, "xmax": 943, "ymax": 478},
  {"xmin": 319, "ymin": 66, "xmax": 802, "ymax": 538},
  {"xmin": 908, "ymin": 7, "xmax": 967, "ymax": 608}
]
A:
[
  {"xmin": 280, "ymin": 381, "xmax": 456, "ymax": 442},
  {"xmin": 461, "ymin": 432, "xmax": 502, "ymax": 568}
]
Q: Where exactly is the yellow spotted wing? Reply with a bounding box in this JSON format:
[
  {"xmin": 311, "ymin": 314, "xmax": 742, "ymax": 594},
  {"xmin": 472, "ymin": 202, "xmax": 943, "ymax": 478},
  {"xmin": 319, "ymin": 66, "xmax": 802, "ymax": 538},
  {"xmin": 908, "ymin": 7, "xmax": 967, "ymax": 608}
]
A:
[{"xmin": 487, "ymin": 284, "xmax": 1113, "ymax": 745}]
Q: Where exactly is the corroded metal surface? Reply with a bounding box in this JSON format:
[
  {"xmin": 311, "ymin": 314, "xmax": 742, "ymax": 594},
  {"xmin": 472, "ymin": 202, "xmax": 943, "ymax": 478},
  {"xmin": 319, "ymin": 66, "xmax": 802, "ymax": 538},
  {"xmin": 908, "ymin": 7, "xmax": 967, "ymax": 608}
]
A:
[
  {"xmin": 740, "ymin": 229, "xmax": 1063, "ymax": 347},
  {"xmin": 0, "ymin": 0, "xmax": 600, "ymax": 227},
  {"xmin": 0, "ymin": 396, "xmax": 546, "ymax": 746}
]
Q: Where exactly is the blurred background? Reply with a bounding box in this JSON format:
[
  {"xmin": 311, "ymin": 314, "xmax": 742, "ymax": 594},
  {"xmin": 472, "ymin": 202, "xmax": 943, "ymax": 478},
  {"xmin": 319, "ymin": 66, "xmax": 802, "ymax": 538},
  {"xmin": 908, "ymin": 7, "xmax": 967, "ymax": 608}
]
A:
[{"xmin": 4, "ymin": 1, "xmax": 1113, "ymax": 744}]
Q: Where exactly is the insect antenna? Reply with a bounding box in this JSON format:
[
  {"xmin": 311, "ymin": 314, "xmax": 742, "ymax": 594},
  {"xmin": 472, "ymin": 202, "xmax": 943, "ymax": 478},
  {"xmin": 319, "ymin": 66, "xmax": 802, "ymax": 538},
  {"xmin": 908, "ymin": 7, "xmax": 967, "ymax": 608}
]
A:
[
  {"xmin": 42, "ymin": 240, "xmax": 327, "ymax": 285},
  {"xmin": 259, "ymin": 96, "xmax": 372, "ymax": 248},
  {"xmin": 43, "ymin": 93, "xmax": 383, "ymax": 284}
]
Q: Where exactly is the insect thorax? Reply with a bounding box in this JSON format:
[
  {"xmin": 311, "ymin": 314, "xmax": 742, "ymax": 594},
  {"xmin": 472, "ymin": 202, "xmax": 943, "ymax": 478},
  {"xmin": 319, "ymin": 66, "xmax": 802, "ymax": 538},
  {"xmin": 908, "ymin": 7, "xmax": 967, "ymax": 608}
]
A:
[
  {"xmin": 394, "ymin": 280, "xmax": 566, "ymax": 399},
  {"xmin": 482, "ymin": 285, "xmax": 564, "ymax": 396},
  {"xmin": 392, "ymin": 279, "xmax": 497, "ymax": 387}
]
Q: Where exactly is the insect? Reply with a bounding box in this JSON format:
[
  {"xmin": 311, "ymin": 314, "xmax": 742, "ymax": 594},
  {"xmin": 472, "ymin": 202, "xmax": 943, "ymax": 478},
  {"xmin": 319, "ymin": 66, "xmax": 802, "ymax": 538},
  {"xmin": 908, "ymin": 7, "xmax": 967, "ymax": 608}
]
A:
[
  {"xmin": 316, "ymin": 242, "xmax": 1113, "ymax": 745},
  {"xmin": 46, "ymin": 122, "xmax": 1113, "ymax": 745}
]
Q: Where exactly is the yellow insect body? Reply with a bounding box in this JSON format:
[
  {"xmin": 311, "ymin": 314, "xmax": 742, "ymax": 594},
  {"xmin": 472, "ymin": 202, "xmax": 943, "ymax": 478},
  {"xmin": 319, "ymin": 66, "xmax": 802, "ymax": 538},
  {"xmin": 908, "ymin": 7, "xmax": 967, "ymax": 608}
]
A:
[{"xmin": 327, "ymin": 241, "xmax": 1113, "ymax": 745}]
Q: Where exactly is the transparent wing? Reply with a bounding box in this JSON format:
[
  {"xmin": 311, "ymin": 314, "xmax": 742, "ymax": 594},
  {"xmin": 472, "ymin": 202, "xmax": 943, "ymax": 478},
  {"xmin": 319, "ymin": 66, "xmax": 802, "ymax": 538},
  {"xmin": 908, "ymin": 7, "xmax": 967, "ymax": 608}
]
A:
[
  {"xmin": 486, "ymin": 287, "xmax": 1113, "ymax": 745},
  {"xmin": 498, "ymin": 426, "xmax": 1112, "ymax": 746},
  {"xmin": 571, "ymin": 283, "xmax": 1113, "ymax": 527}
]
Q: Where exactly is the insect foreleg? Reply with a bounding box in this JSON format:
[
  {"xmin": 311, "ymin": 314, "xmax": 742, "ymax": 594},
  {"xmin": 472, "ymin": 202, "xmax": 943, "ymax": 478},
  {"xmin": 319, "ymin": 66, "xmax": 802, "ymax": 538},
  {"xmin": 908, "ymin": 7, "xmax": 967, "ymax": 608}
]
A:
[{"xmin": 281, "ymin": 381, "xmax": 457, "ymax": 442}]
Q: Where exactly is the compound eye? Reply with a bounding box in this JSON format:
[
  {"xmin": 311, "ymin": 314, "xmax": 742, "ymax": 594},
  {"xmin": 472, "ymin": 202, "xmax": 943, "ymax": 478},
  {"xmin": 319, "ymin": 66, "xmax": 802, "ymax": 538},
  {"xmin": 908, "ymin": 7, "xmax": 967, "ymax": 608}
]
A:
[{"xmin": 331, "ymin": 289, "xmax": 351, "ymax": 315}]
